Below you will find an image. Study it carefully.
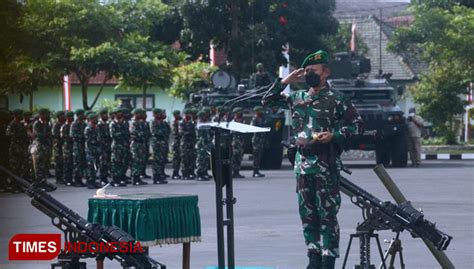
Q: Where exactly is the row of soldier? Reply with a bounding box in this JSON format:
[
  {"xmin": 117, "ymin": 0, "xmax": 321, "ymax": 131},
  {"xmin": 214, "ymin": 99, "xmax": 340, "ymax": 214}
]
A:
[{"xmin": 1, "ymin": 105, "xmax": 267, "ymax": 193}]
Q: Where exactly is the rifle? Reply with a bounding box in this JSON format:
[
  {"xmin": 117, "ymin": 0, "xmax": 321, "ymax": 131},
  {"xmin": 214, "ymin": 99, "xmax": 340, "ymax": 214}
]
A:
[{"xmin": 0, "ymin": 165, "xmax": 166, "ymax": 269}]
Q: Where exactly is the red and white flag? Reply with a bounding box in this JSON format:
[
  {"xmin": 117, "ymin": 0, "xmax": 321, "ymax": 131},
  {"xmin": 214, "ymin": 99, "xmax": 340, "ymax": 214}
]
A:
[
  {"xmin": 350, "ymin": 20, "xmax": 357, "ymax": 52},
  {"xmin": 63, "ymin": 75, "xmax": 71, "ymax": 111}
]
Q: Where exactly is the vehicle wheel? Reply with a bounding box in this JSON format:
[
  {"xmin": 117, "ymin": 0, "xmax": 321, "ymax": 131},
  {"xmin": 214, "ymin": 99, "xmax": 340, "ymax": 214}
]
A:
[
  {"xmin": 375, "ymin": 142, "xmax": 391, "ymax": 167},
  {"xmin": 391, "ymin": 135, "xmax": 408, "ymax": 167}
]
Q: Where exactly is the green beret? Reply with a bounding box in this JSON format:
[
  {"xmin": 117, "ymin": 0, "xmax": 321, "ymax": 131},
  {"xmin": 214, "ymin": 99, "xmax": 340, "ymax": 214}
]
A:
[
  {"xmin": 232, "ymin": 107, "xmax": 243, "ymax": 113},
  {"xmin": 173, "ymin": 110, "xmax": 181, "ymax": 116},
  {"xmin": 12, "ymin": 109, "xmax": 23, "ymax": 116},
  {"xmin": 55, "ymin": 110, "xmax": 65, "ymax": 117},
  {"xmin": 153, "ymin": 108, "xmax": 163, "ymax": 114},
  {"xmin": 75, "ymin": 109, "xmax": 85, "ymax": 115},
  {"xmin": 256, "ymin": 62, "xmax": 264, "ymax": 70},
  {"xmin": 197, "ymin": 110, "xmax": 206, "ymax": 117},
  {"xmin": 87, "ymin": 112, "xmax": 98, "ymax": 120},
  {"xmin": 253, "ymin": 106, "xmax": 263, "ymax": 112},
  {"xmin": 190, "ymin": 108, "xmax": 198, "ymax": 114},
  {"xmin": 66, "ymin": 111, "xmax": 75, "ymax": 117},
  {"xmin": 38, "ymin": 108, "xmax": 50, "ymax": 115},
  {"xmin": 301, "ymin": 50, "xmax": 330, "ymax": 68},
  {"xmin": 183, "ymin": 108, "xmax": 192, "ymax": 114},
  {"xmin": 132, "ymin": 108, "xmax": 142, "ymax": 114},
  {"xmin": 85, "ymin": 110, "xmax": 93, "ymax": 116},
  {"xmin": 99, "ymin": 108, "xmax": 108, "ymax": 115}
]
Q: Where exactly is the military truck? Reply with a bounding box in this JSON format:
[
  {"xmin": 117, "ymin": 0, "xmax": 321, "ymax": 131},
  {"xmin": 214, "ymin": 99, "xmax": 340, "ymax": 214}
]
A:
[
  {"xmin": 329, "ymin": 52, "xmax": 408, "ymax": 167},
  {"xmin": 187, "ymin": 70, "xmax": 286, "ymax": 169}
]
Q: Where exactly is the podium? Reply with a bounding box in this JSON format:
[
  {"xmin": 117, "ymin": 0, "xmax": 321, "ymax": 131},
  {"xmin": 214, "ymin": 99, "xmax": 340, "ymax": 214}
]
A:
[{"xmin": 197, "ymin": 121, "xmax": 270, "ymax": 269}]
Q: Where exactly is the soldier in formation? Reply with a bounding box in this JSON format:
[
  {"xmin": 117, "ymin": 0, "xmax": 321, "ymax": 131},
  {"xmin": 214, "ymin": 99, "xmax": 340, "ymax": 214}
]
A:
[
  {"xmin": 195, "ymin": 109, "xmax": 212, "ymax": 181},
  {"xmin": 130, "ymin": 109, "xmax": 149, "ymax": 186},
  {"xmin": 251, "ymin": 106, "xmax": 266, "ymax": 177},
  {"xmin": 179, "ymin": 108, "xmax": 197, "ymax": 180},
  {"xmin": 151, "ymin": 108, "xmax": 169, "ymax": 184},
  {"xmin": 231, "ymin": 107, "xmax": 245, "ymax": 178},
  {"xmin": 171, "ymin": 110, "xmax": 182, "ymax": 179}
]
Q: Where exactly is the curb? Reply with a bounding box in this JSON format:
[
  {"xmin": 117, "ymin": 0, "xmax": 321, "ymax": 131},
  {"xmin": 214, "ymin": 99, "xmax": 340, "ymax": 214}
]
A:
[{"xmin": 421, "ymin": 153, "xmax": 474, "ymax": 160}]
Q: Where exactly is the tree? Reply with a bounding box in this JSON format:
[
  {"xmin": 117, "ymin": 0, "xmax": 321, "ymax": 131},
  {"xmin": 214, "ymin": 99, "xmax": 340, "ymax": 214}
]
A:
[
  {"xmin": 322, "ymin": 23, "xmax": 369, "ymax": 56},
  {"xmin": 178, "ymin": 0, "xmax": 338, "ymax": 78},
  {"xmin": 169, "ymin": 61, "xmax": 218, "ymax": 101},
  {"xmin": 389, "ymin": 2, "xmax": 473, "ymax": 143}
]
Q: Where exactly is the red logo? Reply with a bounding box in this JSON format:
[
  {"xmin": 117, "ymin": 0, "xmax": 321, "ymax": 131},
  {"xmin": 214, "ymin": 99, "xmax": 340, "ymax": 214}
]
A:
[{"xmin": 9, "ymin": 234, "xmax": 61, "ymax": 260}]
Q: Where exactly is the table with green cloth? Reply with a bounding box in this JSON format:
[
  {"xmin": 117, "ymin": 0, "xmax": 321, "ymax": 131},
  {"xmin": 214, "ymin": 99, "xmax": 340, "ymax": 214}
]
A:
[{"xmin": 88, "ymin": 193, "xmax": 201, "ymax": 269}]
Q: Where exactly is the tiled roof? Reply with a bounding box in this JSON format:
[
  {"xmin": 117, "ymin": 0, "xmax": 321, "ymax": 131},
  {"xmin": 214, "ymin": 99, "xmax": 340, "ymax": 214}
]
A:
[{"xmin": 335, "ymin": 0, "xmax": 410, "ymax": 19}]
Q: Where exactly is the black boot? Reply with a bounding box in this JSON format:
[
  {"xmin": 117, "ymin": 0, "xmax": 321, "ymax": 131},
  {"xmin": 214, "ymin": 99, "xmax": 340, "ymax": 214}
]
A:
[
  {"xmin": 172, "ymin": 170, "xmax": 181, "ymax": 180},
  {"xmin": 307, "ymin": 252, "xmax": 322, "ymax": 269},
  {"xmin": 196, "ymin": 174, "xmax": 210, "ymax": 181},
  {"xmin": 252, "ymin": 170, "xmax": 265, "ymax": 177},
  {"xmin": 73, "ymin": 178, "xmax": 86, "ymax": 187},
  {"xmin": 321, "ymin": 256, "xmax": 336, "ymax": 269},
  {"xmin": 153, "ymin": 176, "xmax": 168, "ymax": 184},
  {"xmin": 133, "ymin": 177, "xmax": 148, "ymax": 186},
  {"xmin": 233, "ymin": 171, "xmax": 245, "ymax": 178},
  {"xmin": 86, "ymin": 181, "xmax": 101, "ymax": 189}
]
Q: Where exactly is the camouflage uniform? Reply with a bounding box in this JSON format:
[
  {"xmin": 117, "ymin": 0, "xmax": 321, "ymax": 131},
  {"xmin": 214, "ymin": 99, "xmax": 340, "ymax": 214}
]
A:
[
  {"xmin": 0, "ymin": 111, "xmax": 11, "ymax": 191},
  {"xmin": 171, "ymin": 111, "xmax": 182, "ymax": 179},
  {"xmin": 6, "ymin": 110, "xmax": 28, "ymax": 191},
  {"xmin": 251, "ymin": 107, "xmax": 266, "ymax": 177},
  {"xmin": 61, "ymin": 112, "xmax": 75, "ymax": 185},
  {"xmin": 84, "ymin": 113, "xmax": 101, "ymax": 188},
  {"xmin": 110, "ymin": 109, "xmax": 130, "ymax": 186},
  {"xmin": 231, "ymin": 108, "xmax": 245, "ymax": 178},
  {"xmin": 31, "ymin": 110, "xmax": 53, "ymax": 185},
  {"xmin": 52, "ymin": 111, "xmax": 65, "ymax": 184},
  {"xmin": 195, "ymin": 111, "xmax": 212, "ymax": 180},
  {"xmin": 24, "ymin": 112, "xmax": 35, "ymax": 181},
  {"xmin": 151, "ymin": 108, "xmax": 169, "ymax": 184},
  {"xmin": 266, "ymin": 82, "xmax": 362, "ymax": 259},
  {"xmin": 179, "ymin": 111, "xmax": 196, "ymax": 179},
  {"xmin": 97, "ymin": 109, "xmax": 112, "ymax": 184},
  {"xmin": 71, "ymin": 110, "xmax": 87, "ymax": 186},
  {"xmin": 130, "ymin": 109, "xmax": 149, "ymax": 185}
]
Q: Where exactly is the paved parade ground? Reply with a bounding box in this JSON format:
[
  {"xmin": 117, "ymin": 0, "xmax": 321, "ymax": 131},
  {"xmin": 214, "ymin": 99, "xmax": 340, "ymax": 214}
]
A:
[{"xmin": 0, "ymin": 159, "xmax": 472, "ymax": 269}]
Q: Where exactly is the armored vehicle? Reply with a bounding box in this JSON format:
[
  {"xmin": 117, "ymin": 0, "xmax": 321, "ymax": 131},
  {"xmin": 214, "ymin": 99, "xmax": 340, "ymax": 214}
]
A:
[
  {"xmin": 329, "ymin": 52, "xmax": 408, "ymax": 167},
  {"xmin": 187, "ymin": 70, "xmax": 286, "ymax": 169}
]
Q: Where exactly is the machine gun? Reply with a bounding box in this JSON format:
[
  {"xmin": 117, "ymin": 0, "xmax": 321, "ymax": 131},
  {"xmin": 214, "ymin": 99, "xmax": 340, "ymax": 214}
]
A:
[
  {"xmin": 0, "ymin": 165, "xmax": 166, "ymax": 269},
  {"xmin": 339, "ymin": 172, "xmax": 452, "ymax": 269}
]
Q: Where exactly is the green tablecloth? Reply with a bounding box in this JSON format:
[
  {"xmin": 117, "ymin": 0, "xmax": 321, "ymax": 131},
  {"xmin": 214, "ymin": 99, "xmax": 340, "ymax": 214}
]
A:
[{"xmin": 88, "ymin": 193, "xmax": 201, "ymax": 247}]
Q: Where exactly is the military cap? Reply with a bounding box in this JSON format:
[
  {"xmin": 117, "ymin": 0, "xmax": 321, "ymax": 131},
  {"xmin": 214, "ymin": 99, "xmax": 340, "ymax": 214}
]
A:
[
  {"xmin": 256, "ymin": 62, "xmax": 264, "ymax": 70},
  {"xmin": 232, "ymin": 107, "xmax": 243, "ymax": 113},
  {"xmin": 66, "ymin": 111, "xmax": 75, "ymax": 117},
  {"xmin": 99, "ymin": 108, "xmax": 108, "ymax": 115},
  {"xmin": 12, "ymin": 109, "xmax": 23, "ymax": 116},
  {"xmin": 183, "ymin": 108, "xmax": 192, "ymax": 114},
  {"xmin": 132, "ymin": 108, "xmax": 144, "ymax": 114},
  {"xmin": 55, "ymin": 110, "xmax": 65, "ymax": 117},
  {"xmin": 87, "ymin": 112, "xmax": 98, "ymax": 120},
  {"xmin": 173, "ymin": 110, "xmax": 181, "ymax": 116},
  {"xmin": 197, "ymin": 110, "xmax": 206, "ymax": 117},
  {"xmin": 38, "ymin": 108, "xmax": 50, "ymax": 115},
  {"xmin": 153, "ymin": 108, "xmax": 163, "ymax": 114},
  {"xmin": 75, "ymin": 109, "xmax": 85, "ymax": 115},
  {"xmin": 85, "ymin": 110, "xmax": 93, "ymax": 116},
  {"xmin": 301, "ymin": 50, "xmax": 330, "ymax": 68},
  {"xmin": 190, "ymin": 108, "xmax": 198, "ymax": 114},
  {"xmin": 253, "ymin": 106, "xmax": 264, "ymax": 112}
]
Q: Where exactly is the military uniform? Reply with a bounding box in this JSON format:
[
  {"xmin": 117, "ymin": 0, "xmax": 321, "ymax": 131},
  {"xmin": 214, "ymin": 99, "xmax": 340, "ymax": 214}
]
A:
[
  {"xmin": 97, "ymin": 109, "xmax": 112, "ymax": 185},
  {"xmin": 179, "ymin": 109, "xmax": 197, "ymax": 179},
  {"xmin": 52, "ymin": 111, "xmax": 65, "ymax": 184},
  {"xmin": 231, "ymin": 107, "xmax": 245, "ymax": 178},
  {"xmin": 84, "ymin": 113, "xmax": 101, "ymax": 188},
  {"xmin": 110, "ymin": 108, "xmax": 129, "ymax": 186},
  {"xmin": 171, "ymin": 110, "xmax": 182, "ymax": 179},
  {"xmin": 0, "ymin": 111, "xmax": 11, "ymax": 192},
  {"xmin": 195, "ymin": 110, "xmax": 212, "ymax": 181},
  {"xmin": 251, "ymin": 106, "xmax": 266, "ymax": 177},
  {"xmin": 61, "ymin": 112, "xmax": 75, "ymax": 186},
  {"xmin": 263, "ymin": 50, "xmax": 362, "ymax": 268},
  {"xmin": 31, "ymin": 109, "xmax": 53, "ymax": 188},
  {"xmin": 130, "ymin": 109, "xmax": 148, "ymax": 185},
  {"xmin": 151, "ymin": 108, "xmax": 169, "ymax": 184},
  {"xmin": 24, "ymin": 111, "xmax": 35, "ymax": 181},
  {"xmin": 71, "ymin": 109, "xmax": 87, "ymax": 187},
  {"xmin": 6, "ymin": 110, "xmax": 28, "ymax": 192}
]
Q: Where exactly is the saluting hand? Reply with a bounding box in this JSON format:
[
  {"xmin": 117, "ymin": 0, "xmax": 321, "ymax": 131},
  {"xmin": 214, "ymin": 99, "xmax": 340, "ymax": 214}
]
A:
[{"xmin": 281, "ymin": 68, "xmax": 305, "ymax": 84}]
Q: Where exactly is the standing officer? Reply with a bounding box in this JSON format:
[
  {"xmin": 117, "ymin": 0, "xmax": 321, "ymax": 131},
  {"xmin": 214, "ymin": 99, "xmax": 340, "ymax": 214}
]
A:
[
  {"xmin": 141, "ymin": 112, "xmax": 152, "ymax": 179},
  {"xmin": 171, "ymin": 110, "xmax": 182, "ymax": 179},
  {"xmin": 61, "ymin": 111, "xmax": 75, "ymax": 186},
  {"xmin": 262, "ymin": 50, "xmax": 362, "ymax": 269},
  {"xmin": 129, "ymin": 109, "xmax": 148, "ymax": 185},
  {"xmin": 23, "ymin": 111, "xmax": 35, "ymax": 181},
  {"xmin": 71, "ymin": 109, "xmax": 87, "ymax": 187},
  {"xmin": 6, "ymin": 109, "xmax": 29, "ymax": 192},
  {"xmin": 251, "ymin": 106, "xmax": 266, "ymax": 177},
  {"xmin": 160, "ymin": 109, "xmax": 171, "ymax": 178},
  {"xmin": 110, "ymin": 108, "xmax": 129, "ymax": 187},
  {"xmin": 179, "ymin": 108, "xmax": 197, "ymax": 180},
  {"xmin": 122, "ymin": 108, "xmax": 132, "ymax": 184},
  {"xmin": 150, "ymin": 108, "xmax": 169, "ymax": 184},
  {"xmin": 84, "ymin": 113, "xmax": 102, "ymax": 189},
  {"xmin": 231, "ymin": 107, "xmax": 245, "ymax": 178},
  {"xmin": 195, "ymin": 109, "xmax": 212, "ymax": 181},
  {"xmin": 52, "ymin": 111, "xmax": 66, "ymax": 184},
  {"xmin": 97, "ymin": 108, "xmax": 111, "ymax": 186},
  {"xmin": 31, "ymin": 108, "xmax": 54, "ymax": 190},
  {"xmin": 407, "ymin": 108, "xmax": 424, "ymax": 167}
]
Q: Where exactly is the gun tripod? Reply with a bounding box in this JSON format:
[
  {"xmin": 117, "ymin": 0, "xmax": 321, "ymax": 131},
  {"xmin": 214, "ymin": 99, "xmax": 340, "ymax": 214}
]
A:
[{"xmin": 342, "ymin": 230, "xmax": 405, "ymax": 269}]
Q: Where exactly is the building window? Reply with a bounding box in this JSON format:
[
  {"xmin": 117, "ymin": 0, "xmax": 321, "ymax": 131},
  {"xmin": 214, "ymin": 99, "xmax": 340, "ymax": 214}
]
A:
[{"xmin": 115, "ymin": 94, "xmax": 155, "ymax": 110}]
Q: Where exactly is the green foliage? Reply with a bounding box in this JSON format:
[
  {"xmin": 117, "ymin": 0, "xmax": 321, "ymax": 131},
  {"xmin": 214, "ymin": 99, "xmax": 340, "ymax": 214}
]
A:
[
  {"xmin": 170, "ymin": 61, "xmax": 218, "ymax": 100},
  {"xmin": 322, "ymin": 23, "xmax": 369, "ymax": 56},
  {"xmin": 389, "ymin": 2, "xmax": 473, "ymax": 143},
  {"xmin": 98, "ymin": 99, "xmax": 121, "ymax": 112},
  {"xmin": 422, "ymin": 136, "xmax": 447, "ymax": 145}
]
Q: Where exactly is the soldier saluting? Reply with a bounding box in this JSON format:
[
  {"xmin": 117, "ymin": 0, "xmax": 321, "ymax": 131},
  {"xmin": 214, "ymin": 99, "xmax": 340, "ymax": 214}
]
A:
[{"xmin": 262, "ymin": 50, "xmax": 363, "ymax": 269}]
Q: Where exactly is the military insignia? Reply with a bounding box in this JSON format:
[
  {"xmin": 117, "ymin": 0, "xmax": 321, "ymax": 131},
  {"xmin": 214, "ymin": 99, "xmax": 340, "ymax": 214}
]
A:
[{"xmin": 313, "ymin": 54, "xmax": 322, "ymax": 60}]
